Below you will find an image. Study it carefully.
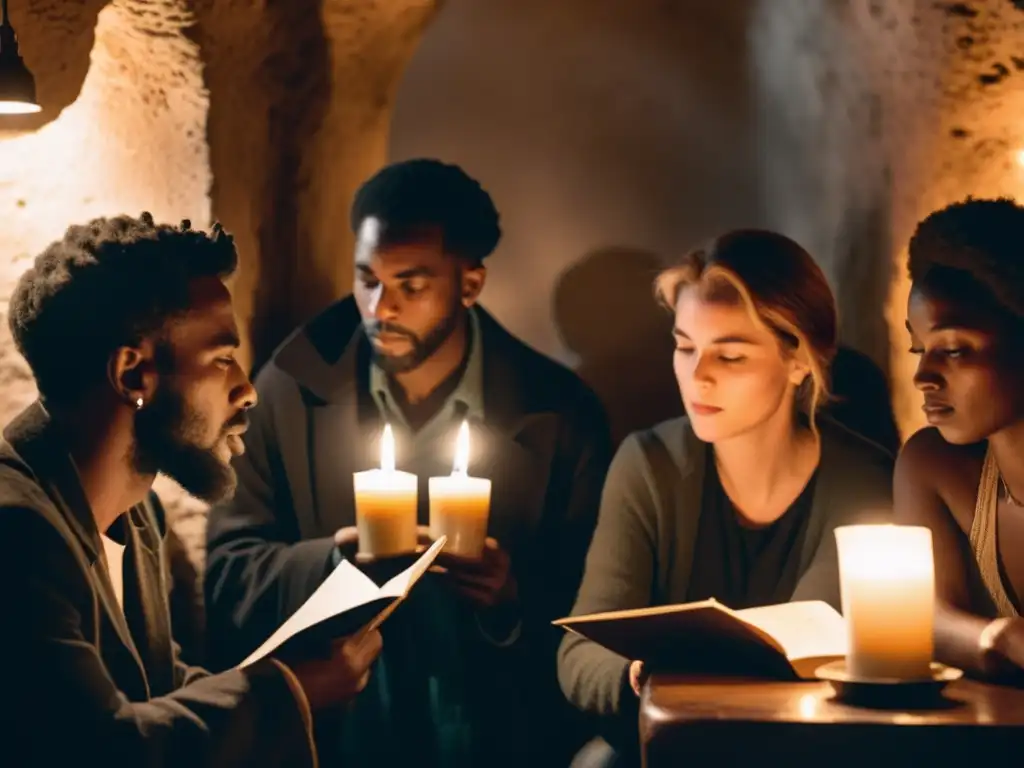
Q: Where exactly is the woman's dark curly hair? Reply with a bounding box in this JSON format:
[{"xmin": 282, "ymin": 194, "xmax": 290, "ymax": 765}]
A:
[
  {"xmin": 908, "ymin": 196, "xmax": 1024, "ymax": 320},
  {"xmin": 8, "ymin": 212, "xmax": 238, "ymax": 406}
]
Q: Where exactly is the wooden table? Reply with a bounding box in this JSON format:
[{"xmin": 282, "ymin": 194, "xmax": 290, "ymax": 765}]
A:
[{"xmin": 641, "ymin": 674, "xmax": 1024, "ymax": 767}]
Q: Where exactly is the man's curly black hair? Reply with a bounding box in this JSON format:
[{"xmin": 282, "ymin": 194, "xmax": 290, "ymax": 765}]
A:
[
  {"xmin": 8, "ymin": 212, "xmax": 238, "ymax": 406},
  {"xmin": 908, "ymin": 196, "xmax": 1024, "ymax": 320},
  {"xmin": 350, "ymin": 158, "xmax": 501, "ymax": 264}
]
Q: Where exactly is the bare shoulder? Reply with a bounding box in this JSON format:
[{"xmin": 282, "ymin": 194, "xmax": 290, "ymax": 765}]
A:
[
  {"xmin": 897, "ymin": 427, "xmax": 984, "ymax": 483},
  {"xmin": 896, "ymin": 427, "xmax": 985, "ymax": 531}
]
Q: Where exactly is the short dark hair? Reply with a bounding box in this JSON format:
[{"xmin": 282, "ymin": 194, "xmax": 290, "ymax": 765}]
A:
[
  {"xmin": 8, "ymin": 212, "xmax": 239, "ymax": 406},
  {"xmin": 350, "ymin": 158, "xmax": 501, "ymax": 264},
  {"xmin": 908, "ymin": 196, "xmax": 1024, "ymax": 319}
]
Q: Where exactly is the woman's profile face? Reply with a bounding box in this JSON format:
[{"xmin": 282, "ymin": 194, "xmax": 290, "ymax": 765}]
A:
[
  {"xmin": 672, "ymin": 285, "xmax": 807, "ymax": 443},
  {"xmin": 907, "ymin": 284, "xmax": 1024, "ymax": 445}
]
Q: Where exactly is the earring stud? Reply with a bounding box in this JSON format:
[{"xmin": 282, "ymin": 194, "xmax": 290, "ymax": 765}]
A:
[{"xmin": 136, "ymin": 397, "xmax": 144, "ymax": 409}]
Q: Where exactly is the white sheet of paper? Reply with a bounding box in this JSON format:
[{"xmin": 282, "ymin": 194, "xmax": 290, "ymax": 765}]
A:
[
  {"xmin": 239, "ymin": 536, "xmax": 447, "ymax": 668},
  {"xmin": 734, "ymin": 600, "xmax": 848, "ymax": 661}
]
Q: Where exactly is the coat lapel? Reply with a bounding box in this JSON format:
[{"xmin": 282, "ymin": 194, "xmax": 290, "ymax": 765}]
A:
[
  {"xmin": 472, "ymin": 311, "xmax": 556, "ymax": 551},
  {"xmin": 309, "ymin": 343, "xmax": 383, "ymax": 535},
  {"xmin": 274, "ymin": 300, "xmax": 363, "ymax": 537}
]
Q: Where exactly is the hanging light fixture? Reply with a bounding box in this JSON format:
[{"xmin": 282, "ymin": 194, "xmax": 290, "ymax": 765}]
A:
[{"xmin": 0, "ymin": 0, "xmax": 40, "ymax": 115}]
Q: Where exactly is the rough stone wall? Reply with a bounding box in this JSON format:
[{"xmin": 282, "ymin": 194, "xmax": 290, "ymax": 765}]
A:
[
  {"xmin": 194, "ymin": 0, "xmax": 439, "ymax": 374},
  {"xmin": 0, "ymin": 0, "xmax": 211, "ymax": 431},
  {"xmin": 886, "ymin": 0, "xmax": 1024, "ymax": 437},
  {"xmin": 0, "ymin": 0, "xmax": 439, "ymax": 570},
  {"xmin": 3, "ymin": 0, "xmax": 1024, "ymax": 571},
  {"xmin": 752, "ymin": 0, "xmax": 1024, "ymax": 438}
]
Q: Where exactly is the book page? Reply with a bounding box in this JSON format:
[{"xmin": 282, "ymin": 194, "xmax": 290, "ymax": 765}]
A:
[
  {"xmin": 239, "ymin": 561, "xmax": 379, "ymax": 667},
  {"xmin": 239, "ymin": 536, "xmax": 447, "ymax": 667},
  {"xmin": 734, "ymin": 601, "xmax": 847, "ymax": 661},
  {"xmin": 380, "ymin": 536, "xmax": 447, "ymax": 598},
  {"xmin": 552, "ymin": 599, "xmax": 719, "ymax": 626},
  {"xmin": 364, "ymin": 536, "xmax": 449, "ymax": 632}
]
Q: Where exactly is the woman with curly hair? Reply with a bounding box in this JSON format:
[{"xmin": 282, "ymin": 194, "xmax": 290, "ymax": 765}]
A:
[{"xmin": 897, "ymin": 196, "xmax": 1024, "ymax": 680}]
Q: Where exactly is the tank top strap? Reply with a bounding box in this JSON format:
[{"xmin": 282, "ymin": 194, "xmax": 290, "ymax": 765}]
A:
[{"xmin": 969, "ymin": 446, "xmax": 1018, "ymax": 618}]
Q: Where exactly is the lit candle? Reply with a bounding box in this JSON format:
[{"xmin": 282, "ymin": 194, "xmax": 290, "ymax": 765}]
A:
[
  {"xmin": 353, "ymin": 424, "xmax": 418, "ymax": 558},
  {"xmin": 428, "ymin": 421, "xmax": 492, "ymax": 559},
  {"xmin": 835, "ymin": 524, "xmax": 935, "ymax": 679}
]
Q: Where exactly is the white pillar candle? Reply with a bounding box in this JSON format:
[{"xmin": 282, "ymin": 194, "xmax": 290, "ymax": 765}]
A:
[
  {"xmin": 353, "ymin": 424, "xmax": 418, "ymax": 558},
  {"xmin": 835, "ymin": 524, "xmax": 935, "ymax": 679},
  {"xmin": 429, "ymin": 421, "xmax": 492, "ymax": 559}
]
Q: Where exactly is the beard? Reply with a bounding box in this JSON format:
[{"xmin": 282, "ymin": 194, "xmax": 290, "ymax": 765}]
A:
[
  {"xmin": 132, "ymin": 382, "xmax": 243, "ymax": 504},
  {"xmin": 365, "ymin": 303, "xmax": 462, "ymax": 375}
]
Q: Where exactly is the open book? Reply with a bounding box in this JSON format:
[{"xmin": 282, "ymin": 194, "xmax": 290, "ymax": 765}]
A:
[
  {"xmin": 555, "ymin": 599, "xmax": 847, "ymax": 680},
  {"xmin": 240, "ymin": 536, "xmax": 447, "ymax": 667}
]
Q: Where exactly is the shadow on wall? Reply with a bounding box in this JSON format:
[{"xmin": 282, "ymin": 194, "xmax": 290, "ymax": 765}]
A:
[
  {"xmin": 831, "ymin": 195, "xmax": 895, "ymax": 381},
  {"xmin": 553, "ymin": 247, "xmax": 683, "ymax": 447},
  {"xmin": 827, "ymin": 346, "xmax": 900, "ymax": 456}
]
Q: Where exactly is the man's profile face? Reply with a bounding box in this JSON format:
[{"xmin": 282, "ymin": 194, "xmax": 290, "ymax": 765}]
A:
[
  {"xmin": 132, "ymin": 277, "xmax": 257, "ymax": 503},
  {"xmin": 353, "ymin": 217, "xmax": 483, "ymax": 374}
]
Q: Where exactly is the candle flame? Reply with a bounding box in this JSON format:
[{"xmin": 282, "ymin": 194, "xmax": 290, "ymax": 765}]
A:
[
  {"xmin": 453, "ymin": 420, "xmax": 470, "ymax": 476},
  {"xmin": 381, "ymin": 424, "xmax": 395, "ymax": 472}
]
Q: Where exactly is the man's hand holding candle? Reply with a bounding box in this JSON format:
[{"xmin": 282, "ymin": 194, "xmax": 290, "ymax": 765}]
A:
[{"xmin": 435, "ymin": 537, "xmax": 518, "ymax": 609}]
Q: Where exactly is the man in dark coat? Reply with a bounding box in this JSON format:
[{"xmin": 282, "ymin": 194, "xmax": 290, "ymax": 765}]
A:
[
  {"xmin": 205, "ymin": 160, "xmax": 613, "ymax": 767},
  {"xmin": 0, "ymin": 213, "xmax": 382, "ymax": 767}
]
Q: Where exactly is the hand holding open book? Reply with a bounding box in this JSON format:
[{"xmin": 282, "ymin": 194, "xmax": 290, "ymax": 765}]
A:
[
  {"xmin": 556, "ymin": 599, "xmax": 848, "ymax": 680},
  {"xmin": 239, "ymin": 536, "xmax": 447, "ymax": 668}
]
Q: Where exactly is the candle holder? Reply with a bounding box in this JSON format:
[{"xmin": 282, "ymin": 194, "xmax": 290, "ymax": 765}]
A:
[{"xmin": 816, "ymin": 659, "xmax": 963, "ymax": 709}]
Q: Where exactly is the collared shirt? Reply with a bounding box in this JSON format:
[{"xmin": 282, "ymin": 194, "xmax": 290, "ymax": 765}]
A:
[
  {"xmin": 100, "ymin": 534, "xmax": 126, "ymax": 611},
  {"xmin": 369, "ymin": 308, "xmax": 485, "ymax": 451}
]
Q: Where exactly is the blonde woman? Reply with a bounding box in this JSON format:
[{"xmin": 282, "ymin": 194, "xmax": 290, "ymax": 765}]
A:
[{"xmin": 558, "ymin": 230, "xmax": 894, "ymax": 763}]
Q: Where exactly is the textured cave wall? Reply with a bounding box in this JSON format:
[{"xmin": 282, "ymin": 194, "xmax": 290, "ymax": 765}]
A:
[
  {"xmin": 393, "ymin": 0, "xmax": 762, "ymax": 363},
  {"xmin": 0, "ymin": 0, "xmax": 211, "ymax": 435},
  {"xmin": 888, "ymin": 0, "xmax": 1024, "ymax": 437},
  {"xmin": 753, "ymin": 0, "xmax": 1024, "ymax": 438},
  {"xmin": 0, "ymin": 0, "xmax": 439, "ymax": 573},
  {"xmin": 195, "ymin": 0, "xmax": 439, "ymax": 375},
  {"xmin": 2, "ymin": 0, "xmax": 1024, "ymax": 575},
  {"xmin": 390, "ymin": 0, "xmax": 762, "ymax": 443},
  {"xmin": 394, "ymin": 0, "xmax": 1024, "ymax": 444}
]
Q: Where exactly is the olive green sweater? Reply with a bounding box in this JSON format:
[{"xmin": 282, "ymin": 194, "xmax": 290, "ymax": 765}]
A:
[{"xmin": 557, "ymin": 416, "xmax": 894, "ymax": 718}]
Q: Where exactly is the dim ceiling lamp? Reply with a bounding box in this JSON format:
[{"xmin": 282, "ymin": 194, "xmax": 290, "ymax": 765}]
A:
[{"xmin": 0, "ymin": 0, "xmax": 40, "ymax": 115}]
